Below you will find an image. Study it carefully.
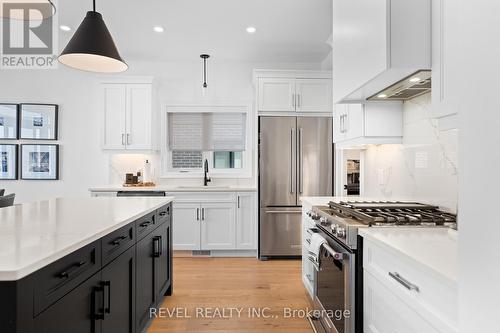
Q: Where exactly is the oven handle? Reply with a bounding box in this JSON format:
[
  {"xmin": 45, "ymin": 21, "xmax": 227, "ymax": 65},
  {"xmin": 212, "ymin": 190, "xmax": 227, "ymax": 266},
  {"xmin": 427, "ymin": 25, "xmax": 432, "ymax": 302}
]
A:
[{"xmin": 322, "ymin": 243, "xmax": 345, "ymax": 261}]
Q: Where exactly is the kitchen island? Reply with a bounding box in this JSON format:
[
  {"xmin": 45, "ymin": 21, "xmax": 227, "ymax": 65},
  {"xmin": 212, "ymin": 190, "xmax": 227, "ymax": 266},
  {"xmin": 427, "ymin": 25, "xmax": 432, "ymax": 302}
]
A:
[{"xmin": 0, "ymin": 197, "xmax": 173, "ymax": 333}]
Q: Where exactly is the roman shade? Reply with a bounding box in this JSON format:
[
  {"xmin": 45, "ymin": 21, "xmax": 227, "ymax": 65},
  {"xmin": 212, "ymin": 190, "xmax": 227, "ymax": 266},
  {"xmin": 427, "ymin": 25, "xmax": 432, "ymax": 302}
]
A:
[{"xmin": 168, "ymin": 112, "xmax": 246, "ymax": 151}]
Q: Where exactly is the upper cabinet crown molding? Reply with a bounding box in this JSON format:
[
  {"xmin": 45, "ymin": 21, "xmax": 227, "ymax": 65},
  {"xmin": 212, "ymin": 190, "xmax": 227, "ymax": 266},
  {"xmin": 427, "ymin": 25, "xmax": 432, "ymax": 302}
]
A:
[
  {"xmin": 254, "ymin": 70, "xmax": 333, "ymax": 114},
  {"xmin": 101, "ymin": 78, "xmax": 158, "ymax": 151},
  {"xmin": 333, "ymin": 0, "xmax": 431, "ymax": 103}
]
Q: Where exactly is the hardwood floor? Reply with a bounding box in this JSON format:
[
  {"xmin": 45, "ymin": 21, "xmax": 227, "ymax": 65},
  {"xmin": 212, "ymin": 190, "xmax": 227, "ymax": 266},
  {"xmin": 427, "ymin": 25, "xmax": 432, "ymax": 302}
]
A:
[{"xmin": 148, "ymin": 257, "xmax": 313, "ymax": 333}]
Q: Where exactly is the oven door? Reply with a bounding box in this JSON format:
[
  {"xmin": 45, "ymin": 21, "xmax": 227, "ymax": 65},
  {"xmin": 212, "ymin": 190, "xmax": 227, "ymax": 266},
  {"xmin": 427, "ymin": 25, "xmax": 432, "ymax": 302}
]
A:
[{"xmin": 314, "ymin": 233, "xmax": 356, "ymax": 333}]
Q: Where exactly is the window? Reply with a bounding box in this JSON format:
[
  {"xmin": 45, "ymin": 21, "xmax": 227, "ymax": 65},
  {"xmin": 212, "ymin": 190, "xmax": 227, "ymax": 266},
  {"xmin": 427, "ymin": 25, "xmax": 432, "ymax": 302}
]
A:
[
  {"xmin": 213, "ymin": 151, "xmax": 243, "ymax": 169},
  {"xmin": 162, "ymin": 105, "xmax": 252, "ymax": 178}
]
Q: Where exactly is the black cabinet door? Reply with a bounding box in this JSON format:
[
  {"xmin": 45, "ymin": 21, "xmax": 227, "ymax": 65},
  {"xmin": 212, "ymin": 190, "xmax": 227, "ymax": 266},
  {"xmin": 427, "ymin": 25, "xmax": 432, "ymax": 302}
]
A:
[
  {"xmin": 101, "ymin": 246, "xmax": 135, "ymax": 333},
  {"xmin": 135, "ymin": 233, "xmax": 156, "ymax": 332},
  {"xmin": 34, "ymin": 272, "xmax": 103, "ymax": 333},
  {"xmin": 154, "ymin": 222, "xmax": 170, "ymax": 299}
]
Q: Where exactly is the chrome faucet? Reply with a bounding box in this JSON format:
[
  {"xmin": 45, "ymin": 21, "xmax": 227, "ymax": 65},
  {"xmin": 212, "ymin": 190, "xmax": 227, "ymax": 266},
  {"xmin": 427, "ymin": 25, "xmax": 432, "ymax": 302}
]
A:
[{"xmin": 204, "ymin": 159, "xmax": 211, "ymax": 186}]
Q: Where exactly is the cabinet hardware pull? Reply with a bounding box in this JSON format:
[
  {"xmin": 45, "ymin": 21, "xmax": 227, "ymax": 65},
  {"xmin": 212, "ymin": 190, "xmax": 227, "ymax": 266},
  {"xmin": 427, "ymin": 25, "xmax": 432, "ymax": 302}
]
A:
[
  {"xmin": 389, "ymin": 272, "xmax": 420, "ymax": 292},
  {"xmin": 102, "ymin": 281, "xmax": 111, "ymax": 314},
  {"xmin": 153, "ymin": 236, "xmax": 161, "ymax": 257},
  {"xmin": 201, "ymin": 208, "xmax": 205, "ymax": 221},
  {"xmin": 57, "ymin": 260, "xmax": 87, "ymax": 279},
  {"xmin": 93, "ymin": 285, "xmax": 105, "ymax": 320},
  {"xmin": 111, "ymin": 235, "xmax": 127, "ymax": 246},
  {"xmin": 126, "ymin": 133, "xmax": 131, "ymax": 145},
  {"xmin": 121, "ymin": 134, "xmax": 125, "ymax": 146},
  {"xmin": 196, "ymin": 208, "xmax": 200, "ymax": 221},
  {"xmin": 237, "ymin": 196, "xmax": 240, "ymax": 209},
  {"xmin": 298, "ymin": 94, "xmax": 301, "ymax": 108},
  {"xmin": 140, "ymin": 221, "xmax": 152, "ymax": 228},
  {"xmin": 159, "ymin": 211, "xmax": 167, "ymax": 217},
  {"xmin": 292, "ymin": 93, "xmax": 296, "ymax": 109}
]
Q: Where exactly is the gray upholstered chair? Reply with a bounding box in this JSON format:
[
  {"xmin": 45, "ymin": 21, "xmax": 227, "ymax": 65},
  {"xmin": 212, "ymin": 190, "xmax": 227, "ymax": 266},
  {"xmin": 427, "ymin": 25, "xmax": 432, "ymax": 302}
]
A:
[{"xmin": 0, "ymin": 193, "xmax": 15, "ymax": 208}]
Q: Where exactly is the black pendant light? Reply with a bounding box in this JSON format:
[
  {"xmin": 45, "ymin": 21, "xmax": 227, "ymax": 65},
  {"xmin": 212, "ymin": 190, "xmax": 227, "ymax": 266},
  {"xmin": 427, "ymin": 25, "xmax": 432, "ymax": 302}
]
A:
[
  {"xmin": 200, "ymin": 54, "xmax": 210, "ymax": 90},
  {"xmin": 58, "ymin": 0, "xmax": 127, "ymax": 73}
]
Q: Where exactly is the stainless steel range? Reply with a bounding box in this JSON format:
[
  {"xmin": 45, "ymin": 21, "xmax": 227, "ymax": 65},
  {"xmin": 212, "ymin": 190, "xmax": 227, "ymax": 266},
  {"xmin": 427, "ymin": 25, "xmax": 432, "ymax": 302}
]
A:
[{"xmin": 305, "ymin": 201, "xmax": 457, "ymax": 333}]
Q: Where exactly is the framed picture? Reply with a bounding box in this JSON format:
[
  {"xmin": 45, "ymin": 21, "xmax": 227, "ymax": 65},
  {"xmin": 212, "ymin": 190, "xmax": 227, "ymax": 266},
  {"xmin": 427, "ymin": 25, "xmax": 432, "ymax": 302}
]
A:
[
  {"xmin": 21, "ymin": 144, "xmax": 59, "ymax": 180},
  {"xmin": 0, "ymin": 103, "xmax": 19, "ymax": 139},
  {"xmin": 0, "ymin": 144, "xmax": 18, "ymax": 180},
  {"xmin": 20, "ymin": 103, "xmax": 58, "ymax": 140}
]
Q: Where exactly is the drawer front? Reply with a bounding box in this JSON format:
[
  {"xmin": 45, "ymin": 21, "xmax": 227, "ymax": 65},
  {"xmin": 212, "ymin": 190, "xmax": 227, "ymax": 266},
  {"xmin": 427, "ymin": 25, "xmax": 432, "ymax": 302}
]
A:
[
  {"xmin": 156, "ymin": 204, "xmax": 171, "ymax": 227},
  {"xmin": 34, "ymin": 241, "xmax": 101, "ymax": 316},
  {"xmin": 102, "ymin": 223, "xmax": 135, "ymax": 265},
  {"xmin": 363, "ymin": 239, "xmax": 458, "ymax": 332},
  {"xmin": 170, "ymin": 191, "xmax": 236, "ymax": 203},
  {"xmin": 135, "ymin": 211, "xmax": 157, "ymax": 240}
]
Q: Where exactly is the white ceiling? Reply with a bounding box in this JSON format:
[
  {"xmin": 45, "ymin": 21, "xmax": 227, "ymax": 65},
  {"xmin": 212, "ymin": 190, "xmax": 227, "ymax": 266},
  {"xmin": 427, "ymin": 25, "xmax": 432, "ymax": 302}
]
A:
[{"xmin": 57, "ymin": 0, "xmax": 332, "ymax": 63}]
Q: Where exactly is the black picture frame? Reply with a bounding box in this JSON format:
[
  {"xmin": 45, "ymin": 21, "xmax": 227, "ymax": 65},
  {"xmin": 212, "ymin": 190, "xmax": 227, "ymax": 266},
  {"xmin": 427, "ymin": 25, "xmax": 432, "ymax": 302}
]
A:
[
  {"xmin": 0, "ymin": 103, "xmax": 19, "ymax": 140},
  {"xmin": 0, "ymin": 144, "xmax": 18, "ymax": 180},
  {"xmin": 20, "ymin": 144, "xmax": 59, "ymax": 180},
  {"xmin": 19, "ymin": 103, "xmax": 58, "ymax": 140}
]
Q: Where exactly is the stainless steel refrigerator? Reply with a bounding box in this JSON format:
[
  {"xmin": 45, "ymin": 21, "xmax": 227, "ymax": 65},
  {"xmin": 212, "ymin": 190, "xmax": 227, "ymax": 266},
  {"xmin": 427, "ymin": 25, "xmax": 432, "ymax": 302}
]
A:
[{"xmin": 259, "ymin": 116, "xmax": 333, "ymax": 259}]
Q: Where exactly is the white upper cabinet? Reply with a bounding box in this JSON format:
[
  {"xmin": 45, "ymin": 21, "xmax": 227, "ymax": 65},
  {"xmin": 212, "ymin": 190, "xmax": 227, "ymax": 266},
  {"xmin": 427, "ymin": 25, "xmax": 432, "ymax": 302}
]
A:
[
  {"xmin": 333, "ymin": 0, "xmax": 431, "ymax": 103},
  {"xmin": 255, "ymin": 70, "xmax": 333, "ymax": 113},
  {"xmin": 295, "ymin": 79, "xmax": 333, "ymax": 112},
  {"xmin": 431, "ymin": 0, "xmax": 460, "ymax": 130},
  {"xmin": 258, "ymin": 78, "xmax": 296, "ymax": 112},
  {"xmin": 334, "ymin": 101, "xmax": 403, "ymax": 148},
  {"xmin": 101, "ymin": 77, "xmax": 156, "ymax": 150}
]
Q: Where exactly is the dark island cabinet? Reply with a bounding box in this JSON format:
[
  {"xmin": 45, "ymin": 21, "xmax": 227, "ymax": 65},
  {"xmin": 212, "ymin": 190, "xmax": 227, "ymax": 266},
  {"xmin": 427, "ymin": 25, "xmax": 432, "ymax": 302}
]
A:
[
  {"xmin": 0, "ymin": 203, "xmax": 172, "ymax": 333},
  {"xmin": 136, "ymin": 210, "xmax": 172, "ymax": 333}
]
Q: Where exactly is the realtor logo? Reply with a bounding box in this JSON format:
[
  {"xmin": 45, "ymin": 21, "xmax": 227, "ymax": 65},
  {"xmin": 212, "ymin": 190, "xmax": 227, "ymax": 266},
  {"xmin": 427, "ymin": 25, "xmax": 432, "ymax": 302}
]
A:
[{"xmin": 1, "ymin": 1, "xmax": 58, "ymax": 69}]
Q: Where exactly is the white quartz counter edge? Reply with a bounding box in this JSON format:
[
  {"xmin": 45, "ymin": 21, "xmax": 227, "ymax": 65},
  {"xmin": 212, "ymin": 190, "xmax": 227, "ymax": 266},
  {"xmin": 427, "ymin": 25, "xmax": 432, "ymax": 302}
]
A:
[
  {"xmin": 0, "ymin": 197, "xmax": 174, "ymax": 281},
  {"xmin": 359, "ymin": 228, "xmax": 458, "ymax": 283},
  {"xmin": 89, "ymin": 186, "xmax": 257, "ymax": 192}
]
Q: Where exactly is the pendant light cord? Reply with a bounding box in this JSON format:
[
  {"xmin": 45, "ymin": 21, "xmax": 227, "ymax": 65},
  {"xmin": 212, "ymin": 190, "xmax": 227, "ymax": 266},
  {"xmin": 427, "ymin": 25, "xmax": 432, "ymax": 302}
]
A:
[{"xmin": 93, "ymin": 0, "xmax": 96, "ymax": 12}]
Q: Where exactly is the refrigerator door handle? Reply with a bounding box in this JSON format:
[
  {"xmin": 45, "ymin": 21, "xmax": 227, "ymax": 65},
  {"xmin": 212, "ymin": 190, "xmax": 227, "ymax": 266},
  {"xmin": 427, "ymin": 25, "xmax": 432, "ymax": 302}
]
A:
[{"xmin": 299, "ymin": 127, "xmax": 303, "ymax": 194}]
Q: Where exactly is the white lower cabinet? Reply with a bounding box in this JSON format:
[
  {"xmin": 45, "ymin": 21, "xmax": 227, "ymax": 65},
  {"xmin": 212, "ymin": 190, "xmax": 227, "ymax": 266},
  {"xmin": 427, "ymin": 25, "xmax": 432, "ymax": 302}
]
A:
[
  {"xmin": 236, "ymin": 192, "xmax": 257, "ymax": 250},
  {"xmin": 364, "ymin": 271, "xmax": 439, "ymax": 333},
  {"xmin": 201, "ymin": 202, "xmax": 236, "ymax": 250},
  {"xmin": 171, "ymin": 192, "xmax": 257, "ymax": 253},
  {"xmin": 172, "ymin": 202, "xmax": 201, "ymax": 250}
]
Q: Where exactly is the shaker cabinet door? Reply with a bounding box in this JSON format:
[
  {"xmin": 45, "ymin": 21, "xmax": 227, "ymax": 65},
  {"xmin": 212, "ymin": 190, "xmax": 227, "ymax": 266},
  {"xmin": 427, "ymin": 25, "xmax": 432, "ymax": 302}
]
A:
[
  {"xmin": 34, "ymin": 273, "xmax": 102, "ymax": 333},
  {"xmin": 236, "ymin": 192, "xmax": 257, "ymax": 250},
  {"xmin": 102, "ymin": 84, "xmax": 127, "ymax": 149},
  {"xmin": 200, "ymin": 203, "xmax": 236, "ymax": 250},
  {"xmin": 135, "ymin": 234, "xmax": 156, "ymax": 332},
  {"xmin": 295, "ymin": 79, "xmax": 332, "ymax": 113},
  {"xmin": 126, "ymin": 84, "xmax": 152, "ymax": 150},
  {"xmin": 258, "ymin": 78, "xmax": 296, "ymax": 112},
  {"xmin": 172, "ymin": 203, "xmax": 201, "ymax": 250}
]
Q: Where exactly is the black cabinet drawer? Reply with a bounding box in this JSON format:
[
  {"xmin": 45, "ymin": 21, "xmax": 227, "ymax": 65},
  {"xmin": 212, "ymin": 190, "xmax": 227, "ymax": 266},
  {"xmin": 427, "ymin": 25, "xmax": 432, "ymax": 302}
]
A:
[
  {"xmin": 34, "ymin": 241, "xmax": 101, "ymax": 316},
  {"xmin": 135, "ymin": 211, "xmax": 157, "ymax": 241},
  {"xmin": 102, "ymin": 223, "xmax": 135, "ymax": 266},
  {"xmin": 156, "ymin": 204, "xmax": 171, "ymax": 226}
]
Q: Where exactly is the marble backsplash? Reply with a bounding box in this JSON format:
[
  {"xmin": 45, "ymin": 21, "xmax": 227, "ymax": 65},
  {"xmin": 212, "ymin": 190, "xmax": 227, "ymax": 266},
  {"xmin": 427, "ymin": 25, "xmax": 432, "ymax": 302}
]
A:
[{"xmin": 362, "ymin": 93, "xmax": 458, "ymax": 213}]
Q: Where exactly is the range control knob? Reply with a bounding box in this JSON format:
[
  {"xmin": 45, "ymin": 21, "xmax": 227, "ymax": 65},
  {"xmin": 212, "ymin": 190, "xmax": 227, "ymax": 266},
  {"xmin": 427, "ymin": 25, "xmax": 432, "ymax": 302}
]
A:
[
  {"xmin": 331, "ymin": 224, "xmax": 339, "ymax": 234},
  {"xmin": 336, "ymin": 227, "xmax": 346, "ymax": 239},
  {"xmin": 310, "ymin": 213, "xmax": 320, "ymax": 221},
  {"xmin": 319, "ymin": 217, "xmax": 329, "ymax": 226}
]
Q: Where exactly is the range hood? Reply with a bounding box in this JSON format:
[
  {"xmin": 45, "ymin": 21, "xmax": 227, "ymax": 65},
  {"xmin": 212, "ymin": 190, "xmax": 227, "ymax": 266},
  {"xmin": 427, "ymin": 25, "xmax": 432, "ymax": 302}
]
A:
[{"xmin": 367, "ymin": 70, "xmax": 431, "ymax": 101}]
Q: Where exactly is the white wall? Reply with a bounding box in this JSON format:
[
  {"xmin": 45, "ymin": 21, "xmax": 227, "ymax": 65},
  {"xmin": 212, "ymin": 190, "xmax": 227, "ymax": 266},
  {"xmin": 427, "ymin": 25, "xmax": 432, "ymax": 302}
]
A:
[
  {"xmin": 0, "ymin": 60, "xmax": 321, "ymax": 203},
  {"xmin": 361, "ymin": 93, "xmax": 458, "ymax": 212}
]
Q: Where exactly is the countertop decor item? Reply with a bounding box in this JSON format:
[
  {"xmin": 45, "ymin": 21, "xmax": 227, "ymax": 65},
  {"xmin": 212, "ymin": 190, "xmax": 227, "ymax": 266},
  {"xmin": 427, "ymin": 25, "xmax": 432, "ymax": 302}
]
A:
[
  {"xmin": 58, "ymin": 0, "xmax": 127, "ymax": 73},
  {"xmin": 19, "ymin": 103, "xmax": 58, "ymax": 140},
  {"xmin": 0, "ymin": 144, "xmax": 18, "ymax": 180},
  {"xmin": 0, "ymin": 103, "xmax": 18, "ymax": 139},
  {"xmin": 20, "ymin": 144, "xmax": 59, "ymax": 180}
]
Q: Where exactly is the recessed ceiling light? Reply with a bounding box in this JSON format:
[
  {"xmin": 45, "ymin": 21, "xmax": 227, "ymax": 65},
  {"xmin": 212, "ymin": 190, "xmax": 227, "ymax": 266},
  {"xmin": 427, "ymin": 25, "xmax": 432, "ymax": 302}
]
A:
[
  {"xmin": 377, "ymin": 94, "xmax": 387, "ymax": 98},
  {"xmin": 246, "ymin": 26, "xmax": 257, "ymax": 34},
  {"xmin": 60, "ymin": 25, "xmax": 71, "ymax": 32},
  {"xmin": 409, "ymin": 77, "xmax": 421, "ymax": 83},
  {"xmin": 153, "ymin": 26, "xmax": 164, "ymax": 33}
]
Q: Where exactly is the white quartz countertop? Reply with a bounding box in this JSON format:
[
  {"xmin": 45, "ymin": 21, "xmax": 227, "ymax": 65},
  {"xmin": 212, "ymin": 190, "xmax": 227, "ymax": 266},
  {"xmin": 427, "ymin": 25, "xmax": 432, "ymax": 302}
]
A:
[
  {"xmin": 359, "ymin": 228, "xmax": 458, "ymax": 282},
  {"xmin": 0, "ymin": 197, "xmax": 173, "ymax": 281},
  {"xmin": 89, "ymin": 185, "xmax": 257, "ymax": 192}
]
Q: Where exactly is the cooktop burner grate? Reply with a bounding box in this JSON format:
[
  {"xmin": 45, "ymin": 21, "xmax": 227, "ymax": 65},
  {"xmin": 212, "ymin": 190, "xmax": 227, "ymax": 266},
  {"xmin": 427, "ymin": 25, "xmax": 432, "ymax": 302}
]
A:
[{"xmin": 327, "ymin": 201, "xmax": 457, "ymax": 227}]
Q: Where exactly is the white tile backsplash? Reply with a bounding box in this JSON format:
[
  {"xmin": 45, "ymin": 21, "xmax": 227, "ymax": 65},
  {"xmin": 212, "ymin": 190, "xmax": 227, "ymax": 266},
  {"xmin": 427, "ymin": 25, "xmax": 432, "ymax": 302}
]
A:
[{"xmin": 362, "ymin": 93, "xmax": 458, "ymax": 212}]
